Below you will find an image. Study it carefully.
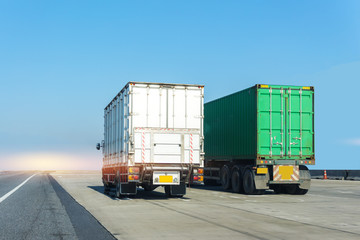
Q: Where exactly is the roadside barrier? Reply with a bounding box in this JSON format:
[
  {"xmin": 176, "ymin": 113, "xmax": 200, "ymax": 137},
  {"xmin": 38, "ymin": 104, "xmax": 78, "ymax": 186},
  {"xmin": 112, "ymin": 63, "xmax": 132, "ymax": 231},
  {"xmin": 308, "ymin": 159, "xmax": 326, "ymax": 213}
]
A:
[
  {"xmin": 310, "ymin": 170, "xmax": 360, "ymax": 181},
  {"xmin": 346, "ymin": 170, "xmax": 360, "ymax": 180},
  {"xmin": 309, "ymin": 170, "xmax": 324, "ymax": 179}
]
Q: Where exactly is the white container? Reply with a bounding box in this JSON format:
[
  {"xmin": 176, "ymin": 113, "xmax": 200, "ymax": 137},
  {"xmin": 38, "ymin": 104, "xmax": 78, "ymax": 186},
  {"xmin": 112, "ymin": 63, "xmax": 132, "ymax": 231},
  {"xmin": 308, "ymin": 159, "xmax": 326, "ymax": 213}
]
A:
[{"xmin": 100, "ymin": 82, "xmax": 204, "ymax": 197}]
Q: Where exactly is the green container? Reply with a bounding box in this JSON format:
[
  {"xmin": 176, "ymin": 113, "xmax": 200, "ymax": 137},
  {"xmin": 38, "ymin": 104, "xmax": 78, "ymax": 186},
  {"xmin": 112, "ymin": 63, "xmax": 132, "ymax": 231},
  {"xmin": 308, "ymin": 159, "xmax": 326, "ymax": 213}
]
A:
[{"xmin": 204, "ymin": 84, "xmax": 314, "ymax": 162}]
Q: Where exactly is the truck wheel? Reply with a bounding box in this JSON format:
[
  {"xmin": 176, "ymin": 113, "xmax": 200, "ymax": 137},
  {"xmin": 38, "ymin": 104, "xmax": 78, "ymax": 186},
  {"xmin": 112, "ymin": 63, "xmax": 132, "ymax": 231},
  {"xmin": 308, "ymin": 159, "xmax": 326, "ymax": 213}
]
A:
[
  {"xmin": 231, "ymin": 166, "xmax": 243, "ymax": 193},
  {"xmin": 164, "ymin": 185, "xmax": 170, "ymax": 196},
  {"xmin": 204, "ymin": 179, "xmax": 218, "ymax": 186},
  {"xmin": 220, "ymin": 165, "xmax": 231, "ymax": 190},
  {"xmin": 103, "ymin": 183, "xmax": 110, "ymax": 194},
  {"xmin": 272, "ymin": 185, "xmax": 285, "ymax": 194},
  {"xmin": 285, "ymin": 185, "xmax": 308, "ymax": 195},
  {"xmin": 296, "ymin": 188, "xmax": 308, "ymax": 195},
  {"xmin": 243, "ymin": 168, "xmax": 256, "ymax": 194}
]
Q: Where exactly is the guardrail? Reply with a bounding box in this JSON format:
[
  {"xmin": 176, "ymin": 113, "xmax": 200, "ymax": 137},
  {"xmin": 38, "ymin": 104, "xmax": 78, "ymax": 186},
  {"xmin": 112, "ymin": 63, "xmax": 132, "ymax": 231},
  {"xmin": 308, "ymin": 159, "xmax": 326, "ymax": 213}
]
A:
[{"xmin": 310, "ymin": 170, "xmax": 360, "ymax": 180}]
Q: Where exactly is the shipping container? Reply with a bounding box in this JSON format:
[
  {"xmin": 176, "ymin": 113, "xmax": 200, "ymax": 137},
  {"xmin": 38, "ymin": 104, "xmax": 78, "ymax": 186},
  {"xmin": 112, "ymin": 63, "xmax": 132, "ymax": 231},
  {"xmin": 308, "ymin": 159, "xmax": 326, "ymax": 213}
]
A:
[
  {"xmin": 97, "ymin": 82, "xmax": 204, "ymax": 197},
  {"xmin": 204, "ymin": 84, "xmax": 314, "ymax": 194}
]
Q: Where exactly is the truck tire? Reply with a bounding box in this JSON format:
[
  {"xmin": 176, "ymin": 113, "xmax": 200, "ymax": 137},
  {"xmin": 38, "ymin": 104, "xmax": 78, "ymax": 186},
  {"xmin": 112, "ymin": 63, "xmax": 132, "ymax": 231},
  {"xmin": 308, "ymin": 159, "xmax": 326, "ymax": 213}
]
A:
[
  {"xmin": 204, "ymin": 179, "xmax": 218, "ymax": 186},
  {"xmin": 243, "ymin": 168, "xmax": 256, "ymax": 194},
  {"xmin": 272, "ymin": 185, "xmax": 285, "ymax": 194},
  {"xmin": 285, "ymin": 185, "xmax": 308, "ymax": 195},
  {"xmin": 220, "ymin": 165, "xmax": 231, "ymax": 190},
  {"xmin": 231, "ymin": 166, "xmax": 243, "ymax": 193},
  {"xmin": 103, "ymin": 183, "xmax": 110, "ymax": 194},
  {"xmin": 295, "ymin": 188, "xmax": 308, "ymax": 195}
]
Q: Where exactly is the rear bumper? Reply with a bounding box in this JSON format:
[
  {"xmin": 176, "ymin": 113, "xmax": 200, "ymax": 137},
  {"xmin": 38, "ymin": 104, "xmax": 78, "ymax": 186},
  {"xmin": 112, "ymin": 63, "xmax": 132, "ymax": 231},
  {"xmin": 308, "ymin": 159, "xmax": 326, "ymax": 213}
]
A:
[{"xmin": 140, "ymin": 165, "xmax": 192, "ymax": 185}]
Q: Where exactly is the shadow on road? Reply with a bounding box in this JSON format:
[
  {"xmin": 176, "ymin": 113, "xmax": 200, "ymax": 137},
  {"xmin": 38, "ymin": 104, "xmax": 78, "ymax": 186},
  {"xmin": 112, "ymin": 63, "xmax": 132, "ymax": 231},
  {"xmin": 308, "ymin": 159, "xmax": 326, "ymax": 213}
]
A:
[
  {"xmin": 189, "ymin": 184, "xmax": 276, "ymax": 195},
  {"xmin": 87, "ymin": 186, "xmax": 191, "ymax": 200}
]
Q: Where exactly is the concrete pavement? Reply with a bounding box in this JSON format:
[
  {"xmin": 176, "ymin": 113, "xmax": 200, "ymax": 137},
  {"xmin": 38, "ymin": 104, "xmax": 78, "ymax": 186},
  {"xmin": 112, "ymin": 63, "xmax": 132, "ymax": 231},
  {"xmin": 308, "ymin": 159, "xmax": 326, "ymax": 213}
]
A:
[{"xmin": 52, "ymin": 171, "xmax": 360, "ymax": 240}]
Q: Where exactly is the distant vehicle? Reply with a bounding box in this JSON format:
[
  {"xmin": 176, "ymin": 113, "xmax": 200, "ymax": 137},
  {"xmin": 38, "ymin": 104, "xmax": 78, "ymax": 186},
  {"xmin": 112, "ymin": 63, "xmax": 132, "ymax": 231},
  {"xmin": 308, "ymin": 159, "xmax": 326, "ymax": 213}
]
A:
[
  {"xmin": 204, "ymin": 84, "xmax": 314, "ymax": 194},
  {"xmin": 97, "ymin": 82, "xmax": 204, "ymax": 198}
]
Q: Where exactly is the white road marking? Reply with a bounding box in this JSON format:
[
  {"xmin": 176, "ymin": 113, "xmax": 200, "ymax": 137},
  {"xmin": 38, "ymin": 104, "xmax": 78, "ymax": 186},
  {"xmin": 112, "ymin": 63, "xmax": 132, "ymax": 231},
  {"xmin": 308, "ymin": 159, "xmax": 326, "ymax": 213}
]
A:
[{"xmin": 0, "ymin": 173, "xmax": 38, "ymax": 204}]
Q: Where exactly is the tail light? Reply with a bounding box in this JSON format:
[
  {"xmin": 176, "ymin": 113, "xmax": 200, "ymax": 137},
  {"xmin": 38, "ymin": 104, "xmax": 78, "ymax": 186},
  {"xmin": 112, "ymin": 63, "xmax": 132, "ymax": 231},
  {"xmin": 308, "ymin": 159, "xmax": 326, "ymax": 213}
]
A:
[
  {"xmin": 128, "ymin": 175, "xmax": 139, "ymax": 181},
  {"xmin": 193, "ymin": 168, "xmax": 204, "ymax": 182},
  {"xmin": 129, "ymin": 167, "xmax": 140, "ymax": 174}
]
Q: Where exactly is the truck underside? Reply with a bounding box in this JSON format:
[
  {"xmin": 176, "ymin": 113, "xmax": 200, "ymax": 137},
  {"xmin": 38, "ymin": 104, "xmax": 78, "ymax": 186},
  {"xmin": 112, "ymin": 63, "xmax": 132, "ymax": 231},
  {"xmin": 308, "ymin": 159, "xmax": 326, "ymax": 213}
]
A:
[
  {"xmin": 102, "ymin": 163, "xmax": 203, "ymax": 198},
  {"xmin": 204, "ymin": 159, "xmax": 311, "ymax": 195}
]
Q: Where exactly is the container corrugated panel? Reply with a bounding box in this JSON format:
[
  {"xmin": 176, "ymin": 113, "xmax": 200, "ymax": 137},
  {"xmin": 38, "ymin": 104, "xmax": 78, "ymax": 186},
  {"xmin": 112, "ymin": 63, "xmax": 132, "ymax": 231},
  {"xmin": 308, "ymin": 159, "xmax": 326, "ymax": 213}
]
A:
[
  {"xmin": 204, "ymin": 84, "xmax": 314, "ymax": 161},
  {"xmin": 103, "ymin": 82, "xmax": 205, "ymax": 166}
]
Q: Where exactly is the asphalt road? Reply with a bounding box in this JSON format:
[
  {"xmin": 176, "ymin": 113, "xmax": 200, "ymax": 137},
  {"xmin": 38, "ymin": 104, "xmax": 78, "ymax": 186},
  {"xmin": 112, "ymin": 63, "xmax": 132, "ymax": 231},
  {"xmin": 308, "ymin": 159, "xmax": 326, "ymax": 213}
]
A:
[
  {"xmin": 53, "ymin": 171, "xmax": 360, "ymax": 240},
  {"xmin": 0, "ymin": 172, "xmax": 115, "ymax": 240}
]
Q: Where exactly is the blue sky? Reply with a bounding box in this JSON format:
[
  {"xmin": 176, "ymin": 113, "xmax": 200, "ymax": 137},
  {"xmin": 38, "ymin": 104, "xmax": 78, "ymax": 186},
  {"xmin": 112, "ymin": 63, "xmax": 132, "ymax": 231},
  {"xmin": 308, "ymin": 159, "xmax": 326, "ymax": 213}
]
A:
[{"xmin": 1, "ymin": 0, "xmax": 360, "ymax": 170}]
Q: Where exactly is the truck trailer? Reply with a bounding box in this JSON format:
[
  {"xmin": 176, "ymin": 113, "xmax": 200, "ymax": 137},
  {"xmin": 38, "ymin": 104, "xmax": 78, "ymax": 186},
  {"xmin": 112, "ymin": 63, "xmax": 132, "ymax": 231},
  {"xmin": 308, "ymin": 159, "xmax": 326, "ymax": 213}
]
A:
[
  {"xmin": 204, "ymin": 84, "xmax": 314, "ymax": 194},
  {"xmin": 97, "ymin": 82, "xmax": 204, "ymax": 198}
]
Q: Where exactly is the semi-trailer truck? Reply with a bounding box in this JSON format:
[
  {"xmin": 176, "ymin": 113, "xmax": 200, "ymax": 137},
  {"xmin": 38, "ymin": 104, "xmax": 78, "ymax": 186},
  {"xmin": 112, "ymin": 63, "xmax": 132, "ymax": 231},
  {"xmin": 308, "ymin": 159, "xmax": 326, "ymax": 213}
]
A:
[
  {"xmin": 204, "ymin": 84, "xmax": 314, "ymax": 194},
  {"xmin": 97, "ymin": 82, "xmax": 204, "ymax": 198}
]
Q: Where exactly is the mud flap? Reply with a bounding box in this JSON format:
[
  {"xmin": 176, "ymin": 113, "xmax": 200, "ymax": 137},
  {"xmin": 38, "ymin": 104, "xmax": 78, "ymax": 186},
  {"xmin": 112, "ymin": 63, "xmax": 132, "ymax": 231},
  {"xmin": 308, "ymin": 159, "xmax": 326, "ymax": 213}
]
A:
[
  {"xmin": 299, "ymin": 169, "xmax": 311, "ymax": 190},
  {"xmin": 121, "ymin": 182, "xmax": 137, "ymax": 195},
  {"xmin": 167, "ymin": 182, "xmax": 186, "ymax": 196},
  {"xmin": 254, "ymin": 172, "xmax": 270, "ymax": 190}
]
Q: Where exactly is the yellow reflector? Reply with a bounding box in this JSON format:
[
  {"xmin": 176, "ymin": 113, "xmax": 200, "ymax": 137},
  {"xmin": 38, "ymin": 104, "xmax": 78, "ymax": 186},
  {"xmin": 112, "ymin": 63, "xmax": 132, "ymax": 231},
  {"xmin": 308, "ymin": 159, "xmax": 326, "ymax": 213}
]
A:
[
  {"xmin": 260, "ymin": 84, "xmax": 269, "ymax": 88},
  {"xmin": 303, "ymin": 86, "xmax": 311, "ymax": 90},
  {"xmin": 279, "ymin": 166, "xmax": 294, "ymax": 180},
  {"xmin": 159, "ymin": 175, "xmax": 173, "ymax": 183},
  {"xmin": 309, "ymin": 161, "xmax": 312, "ymax": 164},
  {"xmin": 257, "ymin": 168, "xmax": 268, "ymax": 174}
]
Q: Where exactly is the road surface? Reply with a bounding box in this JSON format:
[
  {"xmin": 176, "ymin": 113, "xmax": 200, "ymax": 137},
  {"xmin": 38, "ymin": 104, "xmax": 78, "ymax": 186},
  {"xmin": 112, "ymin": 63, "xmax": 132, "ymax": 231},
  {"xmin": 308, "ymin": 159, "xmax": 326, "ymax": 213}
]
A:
[
  {"xmin": 1, "ymin": 170, "xmax": 360, "ymax": 240},
  {"xmin": 0, "ymin": 171, "xmax": 114, "ymax": 240}
]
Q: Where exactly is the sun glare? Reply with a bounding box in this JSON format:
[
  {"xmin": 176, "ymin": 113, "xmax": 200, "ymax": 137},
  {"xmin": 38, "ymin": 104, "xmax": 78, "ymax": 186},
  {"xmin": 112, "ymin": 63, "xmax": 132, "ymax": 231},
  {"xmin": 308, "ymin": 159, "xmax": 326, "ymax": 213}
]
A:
[{"xmin": 2, "ymin": 152, "xmax": 100, "ymax": 171}]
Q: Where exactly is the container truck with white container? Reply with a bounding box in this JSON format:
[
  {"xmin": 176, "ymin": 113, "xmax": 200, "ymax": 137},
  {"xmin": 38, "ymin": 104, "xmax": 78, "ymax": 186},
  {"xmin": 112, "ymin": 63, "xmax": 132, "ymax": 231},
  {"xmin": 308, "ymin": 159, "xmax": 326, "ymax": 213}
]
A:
[{"xmin": 97, "ymin": 82, "xmax": 205, "ymax": 198}]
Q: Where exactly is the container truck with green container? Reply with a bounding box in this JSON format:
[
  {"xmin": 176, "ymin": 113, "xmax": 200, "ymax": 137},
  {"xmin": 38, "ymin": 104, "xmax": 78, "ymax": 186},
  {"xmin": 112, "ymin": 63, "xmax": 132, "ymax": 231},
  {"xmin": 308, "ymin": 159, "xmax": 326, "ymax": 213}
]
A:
[{"xmin": 204, "ymin": 84, "xmax": 314, "ymax": 194}]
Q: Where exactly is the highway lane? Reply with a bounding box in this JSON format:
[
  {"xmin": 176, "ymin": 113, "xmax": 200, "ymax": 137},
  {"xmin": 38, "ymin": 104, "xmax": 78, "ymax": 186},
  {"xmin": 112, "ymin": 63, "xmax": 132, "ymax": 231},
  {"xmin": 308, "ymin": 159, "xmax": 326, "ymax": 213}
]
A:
[
  {"xmin": 0, "ymin": 172, "xmax": 115, "ymax": 240},
  {"xmin": 53, "ymin": 171, "xmax": 360, "ymax": 240},
  {"xmin": 0, "ymin": 172, "xmax": 36, "ymax": 198}
]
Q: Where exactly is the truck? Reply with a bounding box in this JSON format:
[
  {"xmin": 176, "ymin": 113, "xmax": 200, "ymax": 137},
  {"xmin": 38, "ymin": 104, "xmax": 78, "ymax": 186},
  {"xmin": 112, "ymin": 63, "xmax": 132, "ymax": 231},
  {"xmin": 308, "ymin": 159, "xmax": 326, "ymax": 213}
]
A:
[
  {"xmin": 97, "ymin": 82, "xmax": 205, "ymax": 198},
  {"xmin": 204, "ymin": 84, "xmax": 314, "ymax": 194}
]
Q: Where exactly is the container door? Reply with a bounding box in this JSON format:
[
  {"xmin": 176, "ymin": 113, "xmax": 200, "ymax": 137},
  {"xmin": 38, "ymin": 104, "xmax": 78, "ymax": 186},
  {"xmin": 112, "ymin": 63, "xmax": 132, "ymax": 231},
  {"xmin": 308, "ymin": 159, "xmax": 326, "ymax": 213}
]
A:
[
  {"xmin": 284, "ymin": 88, "xmax": 314, "ymax": 159},
  {"xmin": 167, "ymin": 87, "xmax": 203, "ymax": 129},
  {"xmin": 258, "ymin": 87, "xmax": 286, "ymax": 157},
  {"xmin": 133, "ymin": 130, "xmax": 201, "ymax": 164}
]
